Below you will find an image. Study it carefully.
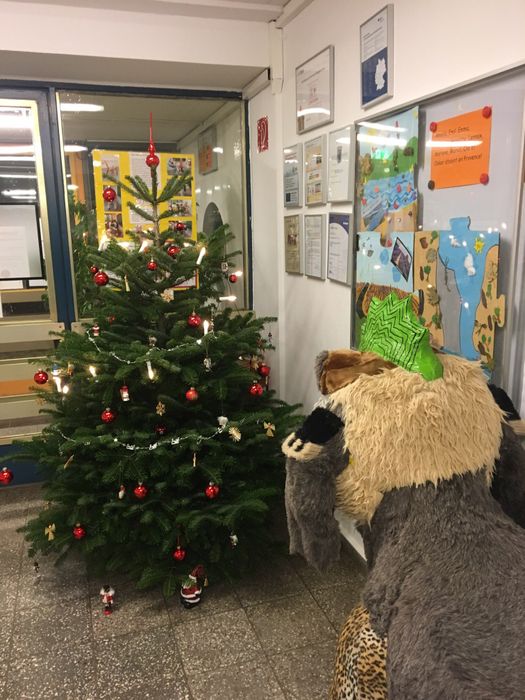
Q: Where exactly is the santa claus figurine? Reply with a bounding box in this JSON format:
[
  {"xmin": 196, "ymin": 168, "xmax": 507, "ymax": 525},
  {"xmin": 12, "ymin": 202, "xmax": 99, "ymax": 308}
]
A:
[
  {"xmin": 100, "ymin": 584, "xmax": 115, "ymax": 616},
  {"xmin": 180, "ymin": 565, "xmax": 206, "ymax": 609}
]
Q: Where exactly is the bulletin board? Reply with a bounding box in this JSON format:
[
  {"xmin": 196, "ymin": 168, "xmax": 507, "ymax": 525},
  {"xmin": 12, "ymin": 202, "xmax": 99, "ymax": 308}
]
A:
[
  {"xmin": 353, "ymin": 67, "xmax": 525, "ymax": 395},
  {"xmin": 92, "ymin": 150, "xmax": 197, "ymax": 244}
]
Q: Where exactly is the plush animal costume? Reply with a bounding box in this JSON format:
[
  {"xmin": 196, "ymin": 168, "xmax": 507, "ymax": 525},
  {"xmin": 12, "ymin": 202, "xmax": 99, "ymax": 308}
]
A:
[{"xmin": 283, "ymin": 294, "xmax": 525, "ymax": 700}]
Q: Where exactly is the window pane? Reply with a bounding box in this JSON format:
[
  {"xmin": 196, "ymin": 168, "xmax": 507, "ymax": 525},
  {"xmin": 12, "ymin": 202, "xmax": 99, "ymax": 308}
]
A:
[
  {"xmin": 0, "ymin": 104, "xmax": 50, "ymax": 320},
  {"xmin": 58, "ymin": 92, "xmax": 247, "ymax": 316}
]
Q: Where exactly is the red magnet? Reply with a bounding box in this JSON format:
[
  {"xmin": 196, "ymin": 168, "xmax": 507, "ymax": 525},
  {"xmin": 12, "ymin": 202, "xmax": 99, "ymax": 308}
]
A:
[
  {"xmin": 429, "ymin": 122, "xmax": 438, "ymax": 133},
  {"xmin": 480, "ymin": 173, "xmax": 489, "ymax": 185},
  {"xmin": 482, "ymin": 106, "xmax": 492, "ymax": 119}
]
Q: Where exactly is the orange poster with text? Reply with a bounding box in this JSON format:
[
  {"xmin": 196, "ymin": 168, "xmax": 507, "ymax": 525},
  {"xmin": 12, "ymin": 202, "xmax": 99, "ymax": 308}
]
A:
[{"xmin": 429, "ymin": 108, "xmax": 492, "ymax": 189}]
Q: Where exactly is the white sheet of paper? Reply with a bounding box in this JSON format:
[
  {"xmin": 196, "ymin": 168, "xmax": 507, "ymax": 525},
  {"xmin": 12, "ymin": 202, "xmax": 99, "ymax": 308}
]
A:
[
  {"xmin": 0, "ymin": 226, "xmax": 31, "ymax": 278},
  {"xmin": 304, "ymin": 215, "xmax": 323, "ymax": 278}
]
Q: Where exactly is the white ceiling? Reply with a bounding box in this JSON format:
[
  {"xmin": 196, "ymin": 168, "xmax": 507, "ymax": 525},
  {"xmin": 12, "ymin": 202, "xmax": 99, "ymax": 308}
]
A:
[
  {"xmin": 59, "ymin": 92, "xmax": 234, "ymax": 144},
  {"xmin": 8, "ymin": 0, "xmax": 290, "ymax": 22},
  {"xmin": 0, "ymin": 51, "xmax": 264, "ymax": 92}
]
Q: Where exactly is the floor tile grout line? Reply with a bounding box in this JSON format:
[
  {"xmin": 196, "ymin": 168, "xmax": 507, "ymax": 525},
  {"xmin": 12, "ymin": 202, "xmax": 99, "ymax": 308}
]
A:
[
  {"xmin": 239, "ymin": 598, "xmax": 290, "ymax": 700},
  {"xmin": 86, "ymin": 585, "xmax": 101, "ymax": 699},
  {"xmin": 2, "ymin": 500, "xmax": 31, "ymax": 700}
]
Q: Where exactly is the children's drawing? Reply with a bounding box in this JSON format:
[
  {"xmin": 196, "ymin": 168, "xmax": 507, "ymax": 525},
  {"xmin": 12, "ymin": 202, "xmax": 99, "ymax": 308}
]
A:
[
  {"xmin": 356, "ymin": 107, "xmax": 419, "ymax": 235},
  {"xmin": 356, "ymin": 232, "xmax": 414, "ymax": 294},
  {"xmin": 356, "ymin": 218, "xmax": 505, "ymax": 370},
  {"xmin": 413, "ymin": 217, "xmax": 505, "ymax": 368}
]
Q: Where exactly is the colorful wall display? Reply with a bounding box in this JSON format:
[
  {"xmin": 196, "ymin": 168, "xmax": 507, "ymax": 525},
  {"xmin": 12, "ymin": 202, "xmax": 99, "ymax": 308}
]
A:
[
  {"xmin": 355, "ymin": 217, "xmax": 505, "ymax": 369},
  {"xmin": 428, "ymin": 107, "xmax": 492, "ymax": 189},
  {"xmin": 356, "ymin": 107, "xmax": 419, "ymax": 235},
  {"xmin": 92, "ymin": 150, "xmax": 197, "ymax": 245}
]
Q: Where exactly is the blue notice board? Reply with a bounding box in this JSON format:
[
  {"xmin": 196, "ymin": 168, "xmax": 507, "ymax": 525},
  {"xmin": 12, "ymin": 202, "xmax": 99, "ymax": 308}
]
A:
[{"xmin": 360, "ymin": 5, "xmax": 393, "ymax": 109}]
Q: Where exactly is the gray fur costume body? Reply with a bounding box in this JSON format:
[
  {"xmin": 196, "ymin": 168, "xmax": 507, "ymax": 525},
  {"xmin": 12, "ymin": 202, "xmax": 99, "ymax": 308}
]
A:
[
  {"xmin": 283, "ymin": 348, "xmax": 525, "ymax": 699},
  {"xmin": 361, "ymin": 470, "xmax": 525, "ymax": 699}
]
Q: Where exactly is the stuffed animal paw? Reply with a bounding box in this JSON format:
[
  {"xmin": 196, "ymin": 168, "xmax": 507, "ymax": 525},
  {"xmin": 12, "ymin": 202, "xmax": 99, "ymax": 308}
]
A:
[{"xmin": 282, "ymin": 407, "xmax": 344, "ymax": 461}]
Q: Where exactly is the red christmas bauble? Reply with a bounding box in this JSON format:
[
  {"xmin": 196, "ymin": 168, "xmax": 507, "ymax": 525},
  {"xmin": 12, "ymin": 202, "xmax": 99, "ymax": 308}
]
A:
[
  {"xmin": 155, "ymin": 424, "xmax": 168, "ymax": 436},
  {"xmin": 205, "ymin": 482, "xmax": 220, "ymax": 499},
  {"xmin": 94, "ymin": 271, "xmax": 109, "ymax": 286},
  {"xmin": 0, "ymin": 467, "xmax": 14, "ymax": 486},
  {"xmin": 72, "ymin": 524, "xmax": 86, "ymax": 540},
  {"xmin": 34, "ymin": 370, "xmax": 49, "ymax": 385},
  {"xmin": 175, "ymin": 221, "xmax": 186, "ymax": 232},
  {"xmin": 258, "ymin": 363, "xmax": 270, "ymax": 378},
  {"xmin": 134, "ymin": 482, "xmax": 148, "ymax": 499},
  {"xmin": 172, "ymin": 545, "xmax": 186, "ymax": 561},
  {"xmin": 228, "ymin": 273, "xmax": 238, "ymax": 283},
  {"xmin": 185, "ymin": 387, "xmax": 199, "ymax": 402},
  {"xmin": 101, "ymin": 407, "xmax": 117, "ymax": 424},
  {"xmin": 167, "ymin": 244, "xmax": 181, "ymax": 258},
  {"xmin": 102, "ymin": 187, "xmax": 116, "ymax": 202},
  {"xmin": 146, "ymin": 153, "xmax": 160, "ymax": 168},
  {"xmin": 249, "ymin": 382, "xmax": 264, "ymax": 397},
  {"xmin": 147, "ymin": 259, "xmax": 158, "ymax": 271},
  {"xmin": 187, "ymin": 312, "xmax": 202, "ymax": 328},
  {"xmin": 89, "ymin": 265, "xmax": 99, "ymax": 275}
]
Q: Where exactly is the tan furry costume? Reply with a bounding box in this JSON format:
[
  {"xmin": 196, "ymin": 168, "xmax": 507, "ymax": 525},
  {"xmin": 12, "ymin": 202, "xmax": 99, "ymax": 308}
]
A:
[
  {"xmin": 284, "ymin": 345, "xmax": 525, "ymax": 700},
  {"xmin": 328, "ymin": 352, "xmax": 502, "ymax": 522}
]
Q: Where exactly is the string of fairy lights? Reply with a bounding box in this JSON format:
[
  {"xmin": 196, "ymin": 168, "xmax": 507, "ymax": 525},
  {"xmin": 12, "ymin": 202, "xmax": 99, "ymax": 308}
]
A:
[{"xmin": 53, "ymin": 415, "xmax": 272, "ymax": 454}]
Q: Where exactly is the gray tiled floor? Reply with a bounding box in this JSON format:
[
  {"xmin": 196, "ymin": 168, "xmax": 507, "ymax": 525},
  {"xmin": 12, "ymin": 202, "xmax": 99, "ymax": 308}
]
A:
[{"xmin": 0, "ymin": 484, "xmax": 367, "ymax": 700}]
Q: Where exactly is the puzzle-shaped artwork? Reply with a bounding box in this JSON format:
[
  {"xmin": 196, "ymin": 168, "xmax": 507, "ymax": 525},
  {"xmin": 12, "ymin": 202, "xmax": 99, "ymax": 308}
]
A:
[{"xmin": 355, "ymin": 218, "xmax": 505, "ymax": 370}]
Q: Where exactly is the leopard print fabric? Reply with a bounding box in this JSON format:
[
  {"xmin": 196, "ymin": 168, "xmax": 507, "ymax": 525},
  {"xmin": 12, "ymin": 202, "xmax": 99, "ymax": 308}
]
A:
[{"xmin": 329, "ymin": 605, "xmax": 387, "ymax": 700}]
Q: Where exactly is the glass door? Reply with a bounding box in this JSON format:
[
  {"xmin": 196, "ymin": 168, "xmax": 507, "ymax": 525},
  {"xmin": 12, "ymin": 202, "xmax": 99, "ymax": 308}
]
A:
[{"xmin": 0, "ymin": 90, "xmax": 72, "ymax": 444}]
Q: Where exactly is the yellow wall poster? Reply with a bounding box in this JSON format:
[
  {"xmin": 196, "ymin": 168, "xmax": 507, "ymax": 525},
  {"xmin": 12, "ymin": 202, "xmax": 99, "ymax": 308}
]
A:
[{"xmin": 92, "ymin": 150, "xmax": 197, "ymax": 244}]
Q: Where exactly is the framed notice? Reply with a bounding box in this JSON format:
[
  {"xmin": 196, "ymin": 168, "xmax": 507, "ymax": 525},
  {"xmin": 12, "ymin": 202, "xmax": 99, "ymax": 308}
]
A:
[
  {"xmin": 327, "ymin": 212, "xmax": 350, "ymax": 284},
  {"xmin": 283, "ymin": 144, "xmax": 303, "ymax": 208},
  {"xmin": 360, "ymin": 5, "xmax": 394, "ymax": 109},
  {"xmin": 328, "ymin": 126, "xmax": 355, "ymax": 202},
  {"xmin": 284, "ymin": 215, "xmax": 302, "ymax": 274},
  {"xmin": 304, "ymin": 214, "xmax": 326, "ymax": 279},
  {"xmin": 198, "ymin": 125, "xmax": 218, "ymax": 175},
  {"xmin": 0, "ymin": 203, "xmax": 44, "ymax": 280},
  {"xmin": 296, "ymin": 46, "xmax": 334, "ymax": 134},
  {"xmin": 304, "ymin": 135, "xmax": 327, "ymax": 207}
]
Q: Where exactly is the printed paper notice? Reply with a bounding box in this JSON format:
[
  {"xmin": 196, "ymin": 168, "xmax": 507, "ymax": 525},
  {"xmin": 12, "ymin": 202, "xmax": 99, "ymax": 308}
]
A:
[
  {"xmin": 284, "ymin": 215, "xmax": 301, "ymax": 274},
  {"xmin": 328, "ymin": 213, "xmax": 350, "ymax": 283},
  {"xmin": 304, "ymin": 215, "xmax": 324, "ymax": 278},
  {"xmin": 429, "ymin": 108, "xmax": 492, "ymax": 189}
]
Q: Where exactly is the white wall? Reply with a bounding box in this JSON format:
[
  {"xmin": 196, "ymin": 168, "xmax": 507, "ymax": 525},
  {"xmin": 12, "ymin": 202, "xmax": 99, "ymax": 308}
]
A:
[
  {"xmin": 248, "ymin": 85, "xmax": 284, "ymax": 393},
  {"xmin": 0, "ymin": 0, "xmax": 269, "ymax": 89},
  {"xmin": 250, "ymin": 0, "xmax": 525, "ymax": 411}
]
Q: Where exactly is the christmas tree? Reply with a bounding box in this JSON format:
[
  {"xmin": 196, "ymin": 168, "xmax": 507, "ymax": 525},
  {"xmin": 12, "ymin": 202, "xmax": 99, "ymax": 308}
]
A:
[{"xmin": 8, "ymin": 128, "xmax": 299, "ymax": 596}]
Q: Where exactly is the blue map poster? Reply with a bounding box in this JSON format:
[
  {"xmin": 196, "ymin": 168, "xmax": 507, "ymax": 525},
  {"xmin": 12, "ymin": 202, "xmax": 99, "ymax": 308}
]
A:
[{"xmin": 360, "ymin": 5, "xmax": 393, "ymax": 108}]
